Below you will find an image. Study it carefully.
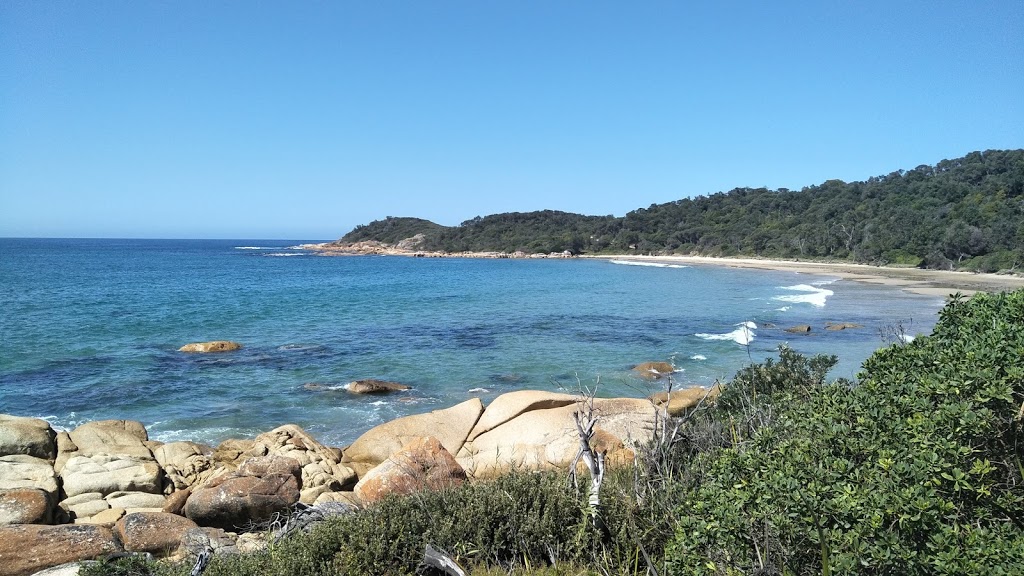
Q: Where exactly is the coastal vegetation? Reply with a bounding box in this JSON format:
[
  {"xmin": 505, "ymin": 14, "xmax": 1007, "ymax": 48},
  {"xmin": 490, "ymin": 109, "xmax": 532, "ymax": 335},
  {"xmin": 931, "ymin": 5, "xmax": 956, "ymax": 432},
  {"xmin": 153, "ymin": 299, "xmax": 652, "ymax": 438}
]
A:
[
  {"xmin": 87, "ymin": 288, "xmax": 1024, "ymax": 574},
  {"xmin": 339, "ymin": 149, "xmax": 1024, "ymax": 272}
]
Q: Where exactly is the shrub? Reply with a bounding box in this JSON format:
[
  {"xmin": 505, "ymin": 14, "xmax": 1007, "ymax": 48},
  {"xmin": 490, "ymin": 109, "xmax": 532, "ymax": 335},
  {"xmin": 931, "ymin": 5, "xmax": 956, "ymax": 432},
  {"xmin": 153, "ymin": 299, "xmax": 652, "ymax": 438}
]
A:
[{"xmin": 666, "ymin": 291, "xmax": 1024, "ymax": 575}]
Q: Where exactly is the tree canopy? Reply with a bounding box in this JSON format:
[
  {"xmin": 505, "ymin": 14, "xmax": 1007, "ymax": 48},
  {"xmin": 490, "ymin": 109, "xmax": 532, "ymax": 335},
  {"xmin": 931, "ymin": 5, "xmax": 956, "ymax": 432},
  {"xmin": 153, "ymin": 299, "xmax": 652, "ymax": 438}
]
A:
[{"xmin": 339, "ymin": 149, "xmax": 1024, "ymax": 271}]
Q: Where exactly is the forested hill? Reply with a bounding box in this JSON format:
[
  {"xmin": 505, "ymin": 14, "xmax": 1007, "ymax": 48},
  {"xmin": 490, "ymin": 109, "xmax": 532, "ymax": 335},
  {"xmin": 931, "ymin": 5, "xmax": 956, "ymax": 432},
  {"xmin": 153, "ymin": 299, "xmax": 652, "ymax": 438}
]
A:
[{"xmin": 339, "ymin": 149, "xmax": 1024, "ymax": 271}]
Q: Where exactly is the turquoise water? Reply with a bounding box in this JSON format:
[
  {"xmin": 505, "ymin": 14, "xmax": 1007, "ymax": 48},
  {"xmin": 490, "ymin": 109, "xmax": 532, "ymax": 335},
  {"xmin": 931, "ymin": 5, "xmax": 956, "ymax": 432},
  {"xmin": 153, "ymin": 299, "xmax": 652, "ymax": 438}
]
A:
[{"xmin": 0, "ymin": 239, "xmax": 946, "ymax": 447}]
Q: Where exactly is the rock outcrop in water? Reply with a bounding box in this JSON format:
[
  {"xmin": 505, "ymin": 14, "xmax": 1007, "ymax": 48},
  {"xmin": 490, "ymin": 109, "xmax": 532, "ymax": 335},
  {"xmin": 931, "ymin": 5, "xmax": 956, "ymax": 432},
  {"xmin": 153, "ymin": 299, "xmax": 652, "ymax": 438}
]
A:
[
  {"xmin": 178, "ymin": 341, "xmax": 243, "ymax": 353},
  {"xmin": 0, "ymin": 385, "xmax": 719, "ymax": 575}
]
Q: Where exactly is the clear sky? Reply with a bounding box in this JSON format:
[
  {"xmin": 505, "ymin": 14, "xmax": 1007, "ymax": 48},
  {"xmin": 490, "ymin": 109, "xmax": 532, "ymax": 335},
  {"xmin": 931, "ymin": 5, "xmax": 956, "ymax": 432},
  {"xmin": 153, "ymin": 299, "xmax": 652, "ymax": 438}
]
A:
[{"xmin": 2, "ymin": 1, "xmax": 1021, "ymax": 239}]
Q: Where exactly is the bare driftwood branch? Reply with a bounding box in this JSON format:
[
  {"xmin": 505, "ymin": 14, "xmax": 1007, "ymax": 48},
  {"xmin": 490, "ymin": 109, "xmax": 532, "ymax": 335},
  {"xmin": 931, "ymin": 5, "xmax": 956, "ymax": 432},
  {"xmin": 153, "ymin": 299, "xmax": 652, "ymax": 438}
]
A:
[
  {"xmin": 571, "ymin": 383, "xmax": 606, "ymax": 528},
  {"xmin": 417, "ymin": 544, "xmax": 467, "ymax": 576}
]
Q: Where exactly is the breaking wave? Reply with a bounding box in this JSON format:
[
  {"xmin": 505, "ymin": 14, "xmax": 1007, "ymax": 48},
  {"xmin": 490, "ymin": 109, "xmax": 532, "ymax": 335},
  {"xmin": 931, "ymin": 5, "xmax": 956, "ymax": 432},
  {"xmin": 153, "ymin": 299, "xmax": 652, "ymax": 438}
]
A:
[
  {"xmin": 695, "ymin": 321, "xmax": 757, "ymax": 346},
  {"xmin": 773, "ymin": 284, "xmax": 834, "ymax": 308}
]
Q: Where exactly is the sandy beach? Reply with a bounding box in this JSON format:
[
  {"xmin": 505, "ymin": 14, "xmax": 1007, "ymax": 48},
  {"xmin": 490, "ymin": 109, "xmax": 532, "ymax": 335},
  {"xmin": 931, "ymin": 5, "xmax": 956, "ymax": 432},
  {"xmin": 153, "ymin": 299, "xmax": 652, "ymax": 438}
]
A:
[{"xmin": 588, "ymin": 255, "xmax": 1024, "ymax": 298}]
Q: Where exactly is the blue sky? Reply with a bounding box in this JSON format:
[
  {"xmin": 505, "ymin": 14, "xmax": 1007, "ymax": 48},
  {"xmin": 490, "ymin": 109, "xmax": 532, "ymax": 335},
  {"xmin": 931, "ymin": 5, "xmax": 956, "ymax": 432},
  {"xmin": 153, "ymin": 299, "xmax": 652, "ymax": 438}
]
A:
[{"xmin": 2, "ymin": 2, "xmax": 1021, "ymax": 239}]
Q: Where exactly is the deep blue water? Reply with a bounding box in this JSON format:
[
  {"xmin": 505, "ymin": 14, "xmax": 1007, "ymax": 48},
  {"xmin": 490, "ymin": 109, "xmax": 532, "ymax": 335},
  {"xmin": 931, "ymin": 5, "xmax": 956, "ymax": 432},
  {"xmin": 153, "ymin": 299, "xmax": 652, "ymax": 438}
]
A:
[{"xmin": 0, "ymin": 238, "xmax": 946, "ymax": 446}]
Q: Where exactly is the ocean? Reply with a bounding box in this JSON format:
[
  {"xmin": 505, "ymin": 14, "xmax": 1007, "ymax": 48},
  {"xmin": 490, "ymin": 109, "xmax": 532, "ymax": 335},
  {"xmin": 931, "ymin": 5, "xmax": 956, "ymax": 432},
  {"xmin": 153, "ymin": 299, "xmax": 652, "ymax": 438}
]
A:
[{"xmin": 0, "ymin": 238, "xmax": 946, "ymax": 447}]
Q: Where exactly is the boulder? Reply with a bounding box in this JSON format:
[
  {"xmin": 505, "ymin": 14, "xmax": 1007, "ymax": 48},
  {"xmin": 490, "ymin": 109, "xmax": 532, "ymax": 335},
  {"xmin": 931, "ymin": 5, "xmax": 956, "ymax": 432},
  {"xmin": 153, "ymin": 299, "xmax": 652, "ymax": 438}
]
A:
[
  {"xmin": 468, "ymin": 390, "xmax": 578, "ymax": 441},
  {"xmin": 60, "ymin": 454, "xmax": 162, "ymax": 498},
  {"xmin": 240, "ymin": 425, "xmax": 356, "ymax": 502},
  {"xmin": 345, "ymin": 379, "xmax": 411, "ymax": 394},
  {"xmin": 27, "ymin": 561, "xmax": 97, "ymax": 576},
  {"xmin": 314, "ymin": 490, "xmax": 361, "ymax": 508},
  {"xmin": 0, "ymin": 455, "xmax": 58, "ymax": 498},
  {"xmin": 162, "ymin": 488, "xmax": 190, "ymax": 515},
  {"xmin": 649, "ymin": 385, "xmax": 722, "ymax": 416},
  {"xmin": 78, "ymin": 507, "xmax": 124, "ymax": 525},
  {"xmin": 342, "ymin": 398, "xmax": 483, "ymax": 477},
  {"xmin": 67, "ymin": 420, "xmax": 152, "ymax": 459},
  {"xmin": 0, "ymin": 488, "xmax": 52, "ymax": 525},
  {"xmin": 54, "ymin": 432, "xmax": 76, "ymax": 474},
  {"xmin": 632, "ymin": 362, "xmax": 676, "ymax": 379},
  {"xmin": 825, "ymin": 322, "xmax": 863, "ymax": 331},
  {"xmin": 153, "ymin": 441, "xmax": 218, "ymax": 490},
  {"xmin": 178, "ymin": 341, "xmax": 242, "ymax": 353},
  {"xmin": 0, "ymin": 524, "xmax": 122, "ymax": 576},
  {"xmin": 0, "ymin": 415, "xmax": 56, "ymax": 460},
  {"xmin": 59, "ymin": 493, "xmax": 108, "ymax": 521},
  {"xmin": 355, "ymin": 437, "xmax": 467, "ymax": 504},
  {"xmin": 184, "ymin": 456, "xmax": 300, "ymax": 531},
  {"xmin": 458, "ymin": 398, "xmax": 656, "ymax": 478},
  {"xmin": 104, "ymin": 491, "xmax": 166, "ymax": 510},
  {"xmin": 785, "ymin": 325, "xmax": 813, "ymax": 333},
  {"xmin": 114, "ymin": 512, "xmax": 199, "ymax": 556},
  {"xmin": 210, "ymin": 438, "xmax": 256, "ymax": 468}
]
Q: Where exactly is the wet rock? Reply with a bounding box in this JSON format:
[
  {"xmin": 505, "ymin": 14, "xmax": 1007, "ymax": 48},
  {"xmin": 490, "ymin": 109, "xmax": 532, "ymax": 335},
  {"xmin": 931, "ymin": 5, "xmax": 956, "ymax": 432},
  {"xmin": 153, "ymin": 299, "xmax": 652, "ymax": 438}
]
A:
[
  {"xmin": 0, "ymin": 488, "xmax": 52, "ymax": 525},
  {"xmin": 345, "ymin": 379, "xmax": 411, "ymax": 394},
  {"xmin": 785, "ymin": 325, "xmax": 813, "ymax": 333},
  {"xmin": 178, "ymin": 341, "xmax": 242, "ymax": 353},
  {"xmin": 825, "ymin": 322, "xmax": 863, "ymax": 331},
  {"xmin": 632, "ymin": 362, "xmax": 676, "ymax": 379},
  {"xmin": 0, "ymin": 524, "xmax": 121, "ymax": 576},
  {"xmin": 0, "ymin": 415, "xmax": 56, "ymax": 461}
]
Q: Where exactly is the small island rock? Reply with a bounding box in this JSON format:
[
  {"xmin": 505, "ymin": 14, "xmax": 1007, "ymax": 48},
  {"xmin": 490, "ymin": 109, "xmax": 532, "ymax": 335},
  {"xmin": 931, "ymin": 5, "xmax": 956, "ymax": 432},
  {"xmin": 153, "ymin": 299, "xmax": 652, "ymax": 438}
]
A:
[
  {"xmin": 178, "ymin": 341, "xmax": 242, "ymax": 353},
  {"xmin": 632, "ymin": 362, "xmax": 676, "ymax": 379},
  {"xmin": 785, "ymin": 325, "xmax": 813, "ymax": 333}
]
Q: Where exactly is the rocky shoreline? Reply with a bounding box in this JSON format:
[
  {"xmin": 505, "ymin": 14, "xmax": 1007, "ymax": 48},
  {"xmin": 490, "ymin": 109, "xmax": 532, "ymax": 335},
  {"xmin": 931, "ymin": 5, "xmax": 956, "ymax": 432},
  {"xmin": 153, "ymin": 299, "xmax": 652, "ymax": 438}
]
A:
[
  {"xmin": 297, "ymin": 236, "xmax": 576, "ymax": 259},
  {"xmin": 0, "ymin": 377, "xmax": 717, "ymax": 576}
]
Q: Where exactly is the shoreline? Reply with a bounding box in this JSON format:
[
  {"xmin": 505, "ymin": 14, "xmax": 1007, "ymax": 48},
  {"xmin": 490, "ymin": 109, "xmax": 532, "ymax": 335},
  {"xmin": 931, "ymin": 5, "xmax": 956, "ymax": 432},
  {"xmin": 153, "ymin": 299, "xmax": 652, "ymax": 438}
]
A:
[
  {"xmin": 586, "ymin": 254, "xmax": 1024, "ymax": 297},
  {"xmin": 302, "ymin": 243, "xmax": 1024, "ymax": 297}
]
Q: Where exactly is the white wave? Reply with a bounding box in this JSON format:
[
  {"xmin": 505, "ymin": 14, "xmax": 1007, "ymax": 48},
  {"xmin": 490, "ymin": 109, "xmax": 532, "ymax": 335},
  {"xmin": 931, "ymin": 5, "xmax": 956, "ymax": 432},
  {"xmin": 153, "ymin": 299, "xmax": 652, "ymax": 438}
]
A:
[
  {"xmin": 812, "ymin": 278, "xmax": 839, "ymax": 286},
  {"xmin": 609, "ymin": 260, "xmax": 688, "ymax": 269},
  {"xmin": 695, "ymin": 321, "xmax": 757, "ymax": 346},
  {"xmin": 899, "ymin": 334, "xmax": 916, "ymax": 343},
  {"xmin": 264, "ymin": 252, "xmax": 307, "ymax": 257},
  {"xmin": 690, "ymin": 355, "xmax": 707, "ymax": 361},
  {"xmin": 773, "ymin": 284, "xmax": 834, "ymax": 307},
  {"xmin": 234, "ymin": 246, "xmax": 283, "ymax": 250},
  {"xmin": 776, "ymin": 306, "xmax": 791, "ymax": 312},
  {"xmin": 371, "ymin": 400, "xmax": 388, "ymax": 406},
  {"xmin": 468, "ymin": 387, "xmax": 490, "ymax": 393}
]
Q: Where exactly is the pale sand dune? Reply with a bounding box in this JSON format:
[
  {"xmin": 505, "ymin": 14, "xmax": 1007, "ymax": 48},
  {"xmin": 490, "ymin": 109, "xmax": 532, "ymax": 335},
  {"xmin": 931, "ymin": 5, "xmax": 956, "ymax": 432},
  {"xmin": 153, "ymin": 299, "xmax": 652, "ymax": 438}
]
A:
[{"xmin": 587, "ymin": 255, "xmax": 1024, "ymax": 297}]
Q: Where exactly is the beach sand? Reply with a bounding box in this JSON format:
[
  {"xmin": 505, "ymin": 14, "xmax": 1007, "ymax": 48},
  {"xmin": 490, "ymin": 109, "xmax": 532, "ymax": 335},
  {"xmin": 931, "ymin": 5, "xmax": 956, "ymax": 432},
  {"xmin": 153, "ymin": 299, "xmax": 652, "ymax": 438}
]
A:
[{"xmin": 588, "ymin": 255, "xmax": 1024, "ymax": 298}]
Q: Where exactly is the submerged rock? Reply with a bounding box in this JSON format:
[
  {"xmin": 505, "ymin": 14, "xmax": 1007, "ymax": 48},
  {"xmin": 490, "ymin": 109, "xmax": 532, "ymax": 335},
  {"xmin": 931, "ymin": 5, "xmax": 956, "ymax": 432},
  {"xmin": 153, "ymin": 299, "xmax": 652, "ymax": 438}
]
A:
[
  {"xmin": 825, "ymin": 322, "xmax": 864, "ymax": 331},
  {"xmin": 345, "ymin": 379, "xmax": 412, "ymax": 394},
  {"xmin": 178, "ymin": 341, "xmax": 242, "ymax": 353}
]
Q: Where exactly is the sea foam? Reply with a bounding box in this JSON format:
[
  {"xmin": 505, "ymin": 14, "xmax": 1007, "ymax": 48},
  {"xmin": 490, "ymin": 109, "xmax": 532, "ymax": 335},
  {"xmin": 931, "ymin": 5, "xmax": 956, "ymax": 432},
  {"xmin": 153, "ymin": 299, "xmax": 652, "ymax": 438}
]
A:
[
  {"xmin": 609, "ymin": 260, "xmax": 688, "ymax": 269},
  {"xmin": 695, "ymin": 321, "xmax": 757, "ymax": 346},
  {"xmin": 773, "ymin": 284, "xmax": 834, "ymax": 308}
]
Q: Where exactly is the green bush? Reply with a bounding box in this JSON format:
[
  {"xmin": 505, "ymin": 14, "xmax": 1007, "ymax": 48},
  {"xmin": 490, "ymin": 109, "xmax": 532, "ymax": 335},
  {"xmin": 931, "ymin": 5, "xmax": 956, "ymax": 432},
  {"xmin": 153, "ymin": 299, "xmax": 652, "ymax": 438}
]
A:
[{"xmin": 666, "ymin": 291, "xmax": 1024, "ymax": 575}]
